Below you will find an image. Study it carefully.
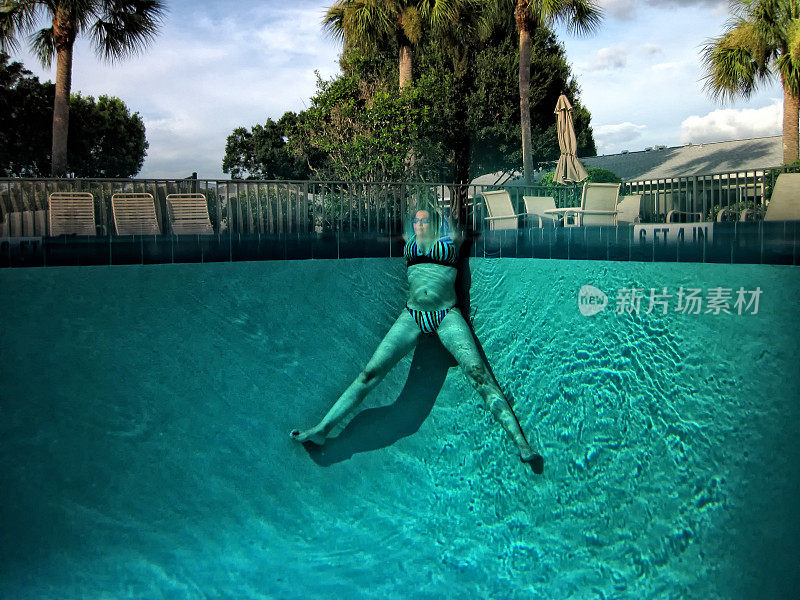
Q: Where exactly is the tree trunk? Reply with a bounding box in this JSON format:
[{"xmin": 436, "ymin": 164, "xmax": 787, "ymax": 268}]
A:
[
  {"xmin": 52, "ymin": 9, "xmax": 75, "ymax": 177},
  {"xmin": 782, "ymin": 75, "xmax": 799, "ymax": 164},
  {"xmin": 517, "ymin": 20, "xmax": 534, "ymax": 184},
  {"xmin": 452, "ymin": 131, "xmax": 471, "ymax": 225},
  {"xmin": 399, "ymin": 44, "xmax": 412, "ymax": 91}
]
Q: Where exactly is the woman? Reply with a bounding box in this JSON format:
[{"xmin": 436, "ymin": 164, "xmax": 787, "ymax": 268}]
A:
[{"xmin": 291, "ymin": 207, "xmax": 543, "ymax": 473}]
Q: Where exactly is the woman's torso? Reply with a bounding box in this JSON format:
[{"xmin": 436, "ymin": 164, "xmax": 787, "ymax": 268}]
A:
[{"xmin": 404, "ymin": 235, "xmax": 459, "ymax": 310}]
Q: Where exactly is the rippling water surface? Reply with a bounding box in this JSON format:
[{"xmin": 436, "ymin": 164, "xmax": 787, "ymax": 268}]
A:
[{"xmin": 1, "ymin": 259, "xmax": 798, "ymax": 599}]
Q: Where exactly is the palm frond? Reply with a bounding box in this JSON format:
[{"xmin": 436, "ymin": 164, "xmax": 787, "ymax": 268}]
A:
[
  {"xmin": 701, "ymin": 32, "xmax": 765, "ymax": 101},
  {"xmin": 0, "ymin": 0, "xmax": 41, "ymax": 54},
  {"xmin": 30, "ymin": 25, "xmax": 55, "ymax": 66},
  {"xmin": 322, "ymin": 2, "xmax": 348, "ymax": 41},
  {"xmin": 776, "ymin": 52, "xmax": 800, "ymax": 96},
  {"xmin": 400, "ymin": 5, "xmax": 422, "ymax": 45},
  {"xmin": 421, "ymin": 0, "xmax": 468, "ymax": 30},
  {"xmin": 518, "ymin": 0, "xmax": 602, "ymax": 36},
  {"xmin": 702, "ymin": 0, "xmax": 797, "ymax": 103},
  {"xmin": 559, "ymin": 0, "xmax": 602, "ymax": 36},
  {"xmin": 344, "ymin": 0, "xmax": 394, "ymax": 48},
  {"xmin": 787, "ymin": 15, "xmax": 800, "ymax": 62},
  {"xmin": 89, "ymin": 0, "xmax": 165, "ymax": 62},
  {"xmin": 474, "ymin": 0, "xmax": 511, "ymax": 40}
]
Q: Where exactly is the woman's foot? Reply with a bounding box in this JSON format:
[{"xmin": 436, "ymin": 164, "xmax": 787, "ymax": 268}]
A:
[
  {"xmin": 521, "ymin": 451, "xmax": 544, "ymax": 474},
  {"xmin": 289, "ymin": 427, "xmax": 326, "ymax": 446}
]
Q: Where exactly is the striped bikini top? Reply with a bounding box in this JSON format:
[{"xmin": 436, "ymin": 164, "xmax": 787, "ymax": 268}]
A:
[{"xmin": 404, "ymin": 234, "xmax": 457, "ymax": 268}]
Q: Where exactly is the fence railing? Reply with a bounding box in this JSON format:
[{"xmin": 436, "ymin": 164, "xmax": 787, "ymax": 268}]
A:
[
  {"xmin": 622, "ymin": 163, "xmax": 800, "ymax": 221},
  {"xmin": 1, "ymin": 162, "xmax": 797, "ymax": 237},
  {"xmin": 0, "ymin": 177, "xmax": 583, "ymax": 237}
]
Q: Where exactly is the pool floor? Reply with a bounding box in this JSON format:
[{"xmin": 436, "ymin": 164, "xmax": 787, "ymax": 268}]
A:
[{"xmin": 1, "ymin": 258, "xmax": 798, "ymax": 599}]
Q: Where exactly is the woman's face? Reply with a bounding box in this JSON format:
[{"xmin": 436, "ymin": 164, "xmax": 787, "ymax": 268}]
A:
[{"xmin": 413, "ymin": 210, "xmax": 433, "ymax": 241}]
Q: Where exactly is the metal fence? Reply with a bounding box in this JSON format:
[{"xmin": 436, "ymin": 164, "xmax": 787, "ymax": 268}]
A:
[
  {"xmin": 1, "ymin": 163, "xmax": 797, "ymax": 237},
  {"xmin": 622, "ymin": 163, "xmax": 800, "ymax": 221},
  {"xmin": 0, "ymin": 177, "xmax": 584, "ymax": 237}
]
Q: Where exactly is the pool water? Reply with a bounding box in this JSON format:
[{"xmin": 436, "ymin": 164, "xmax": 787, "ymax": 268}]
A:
[{"xmin": 1, "ymin": 259, "xmax": 798, "ymax": 599}]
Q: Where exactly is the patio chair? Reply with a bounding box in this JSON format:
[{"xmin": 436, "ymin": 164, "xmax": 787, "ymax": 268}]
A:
[
  {"xmin": 755, "ymin": 173, "xmax": 800, "ymax": 221},
  {"xmin": 615, "ymin": 195, "xmax": 642, "ymax": 224},
  {"xmin": 111, "ymin": 192, "xmax": 160, "ymax": 235},
  {"xmin": 545, "ymin": 182, "xmax": 621, "ymax": 226},
  {"xmin": 166, "ymin": 193, "xmax": 214, "ymax": 235},
  {"xmin": 715, "ymin": 207, "xmax": 762, "ymax": 222},
  {"xmin": 48, "ymin": 192, "xmax": 97, "ymax": 236},
  {"xmin": 522, "ymin": 196, "xmax": 559, "ymax": 227},
  {"xmin": 716, "ymin": 207, "xmax": 740, "ymax": 222},
  {"xmin": 482, "ymin": 190, "xmax": 522, "ymax": 230},
  {"xmin": 666, "ymin": 209, "xmax": 703, "ymax": 223}
]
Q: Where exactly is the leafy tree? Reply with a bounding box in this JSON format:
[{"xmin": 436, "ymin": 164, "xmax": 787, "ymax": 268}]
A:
[
  {"xmin": 458, "ymin": 24, "xmax": 595, "ymax": 177},
  {"xmin": 223, "ymin": 114, "xmax": 311, "ymax": 180},
  {"xmin": 0, "ymin": 0, "xmax": 165, "ymax": 176},
  {"xmin": 323, "ymin": 0, "xmax": 467, "ymax": 91},
  {"xmin": 384, "ymin": 4, "xmax": 597, "ymax": 182},
  {"xmin": 288, "ymin": 68, "xmax": 445, "ymax": 181},
  {"xmin": 483, "ymin": 0, "xmax": 602, "ymax": 184},
  {"xmin": 67, "ymin": 94, "xmax": 148, "ymax": 177},
  {"xmin": 223, "ymin": 22, "xmax": 596, "ymax": 185},
  {"xmin": 0, "ymin": 53, "xmax": 147, "ymax": 177},
  {"xmin": 223, "ymin": 6, "xmax": 596, "ymax": 185},
  {"xmin": 0, "ymin": 52, "xmax": 51, "ymax": 175},
  {"xmin": 701, "ymin": 0, "xmax": 800, "ymax": 164}
]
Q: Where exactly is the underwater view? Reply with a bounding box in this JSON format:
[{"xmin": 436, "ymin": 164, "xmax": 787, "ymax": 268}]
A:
[{"xmin": 1, "ymin": 258, "xmax": 798, "ymax": 599}]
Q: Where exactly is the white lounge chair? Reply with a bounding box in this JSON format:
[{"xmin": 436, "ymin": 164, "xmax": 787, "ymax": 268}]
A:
[
  {"xmin": 522, "ymin": 196, "xmax": 559, "ymax": 227},
  {"xmin": 112, "ymin": 193, "xmax": 160, "ymax": 235},
  {"xmin": 166, "ymin": 193, "xmax": 214, "ymax": 235},
  {"xmin": 48, "ymin": 192, "xmax": 96, "ymax": 236},
  {"xmin": 615, "ymin": 195, "xmax": 642, "ymax": 224},
  {"xmin": 482, "ymin": 190, "xmax": 522, "ymax": 230},
  {"xmin": 544, "ymin": 182, "xmax": 621, "ymax": 226},
  {"xmin": 758, "ymin": 173, "xmax": 800, "ymax": 221}
]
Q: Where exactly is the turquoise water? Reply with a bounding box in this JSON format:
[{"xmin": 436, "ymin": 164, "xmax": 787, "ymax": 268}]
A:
[{"xmin": 1, "ymin": 259, "xmax": 798, "ymax": 599}]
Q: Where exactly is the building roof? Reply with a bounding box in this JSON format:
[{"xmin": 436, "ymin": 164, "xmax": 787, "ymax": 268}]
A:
[{"xmin": 580, "ymin": 135, "xmax": 783, "ymax": 181}]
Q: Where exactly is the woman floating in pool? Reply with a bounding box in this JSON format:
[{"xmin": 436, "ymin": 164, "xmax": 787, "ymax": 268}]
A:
[{"xmin": 291, "ymin": 206, "xmax": 543, "ymax": 473}]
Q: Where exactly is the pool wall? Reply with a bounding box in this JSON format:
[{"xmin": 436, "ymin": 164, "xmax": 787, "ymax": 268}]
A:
[
  {"xmin": 1, "ymin": 220, "xmax": 799, "ymax": 267},
  {"xmin": 1, "ymin": 258, "xmax": 798, "ymax": 599}
]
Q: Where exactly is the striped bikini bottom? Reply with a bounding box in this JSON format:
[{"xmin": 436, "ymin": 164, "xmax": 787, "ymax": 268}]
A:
[{"xmin": 406, "ymin": 304, "xmax": 456, "ymax": 334}]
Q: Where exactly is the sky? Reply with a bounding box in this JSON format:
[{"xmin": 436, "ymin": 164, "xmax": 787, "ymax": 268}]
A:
[{"xmin": 6, "ymin": 0, "xmax": 784, "ymax": 179}]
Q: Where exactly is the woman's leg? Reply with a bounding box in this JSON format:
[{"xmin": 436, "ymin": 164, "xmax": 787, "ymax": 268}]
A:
[
  {"xmin": 290, "ymin": 311, "xmax": 421, "ymax": 444},
  {"xmin": 436, "ymin": 309, "xmax": 543, "ymax": 472}
]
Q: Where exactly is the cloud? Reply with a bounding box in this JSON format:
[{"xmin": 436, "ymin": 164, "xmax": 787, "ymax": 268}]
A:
[
  {"xmin": 650, "ymin": 62, "xmax": 680, "ymax": 72},
  {"xmin": 598, "ymin": 0, "xmax": 638, "ymax": 20},
  {"xmin": 593, "ymin": 122, "xmax": 647, "ymax": 153},
  {"xmin": 643, "ymin": 44, "xmax": 662, "ymax": 55},
  {"xmin": 680, "ymin": 102, "xmax": 782, "ymax": 144},
  {"xmin": 598, "ymin": 0, "xmax": 727, "ymax": 20},
  {"xmin": 588, "ymin": 46, "xmax": 628, "ymax": 70}
]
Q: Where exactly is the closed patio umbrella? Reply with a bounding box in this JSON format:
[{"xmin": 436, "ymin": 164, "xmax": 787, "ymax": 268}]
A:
[{"xmin": 553, "ymin": 94, "xmax": 588, "ymax": 184}]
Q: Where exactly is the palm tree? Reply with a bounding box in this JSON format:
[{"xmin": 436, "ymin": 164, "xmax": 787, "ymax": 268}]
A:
[
  {"xmin": 484, "ymin": 0, "xmax": 601, "ymax": 184},
  {"xmin": 702, "ymin": 0, "xmax": 800, "ymax": 164},
  {"xmin": 323, "ymin": 0, "xmax": 465, "ymax": 91},
  {"xmin": 0, "ymin": 0, "xmax": 165, "ymax": 176}
]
